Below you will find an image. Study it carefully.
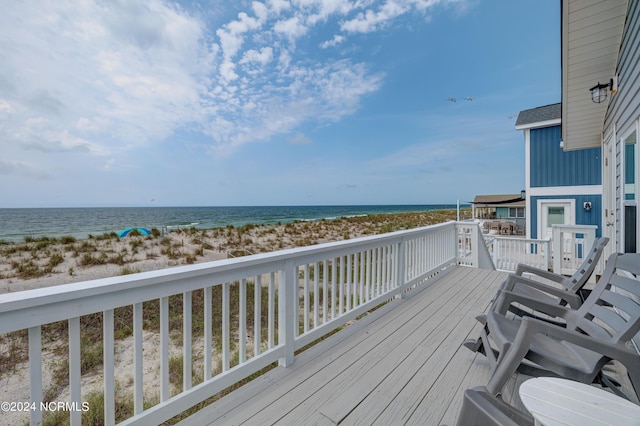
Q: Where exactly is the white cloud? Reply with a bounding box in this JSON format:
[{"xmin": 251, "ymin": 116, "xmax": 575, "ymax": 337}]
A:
[
  {"xmin": 274, "ymin": 16, "xmax": 308, "ymax": 41},
  {"xmin": 1, "ymin": 0, "xmax": 460, "ymax": 172},
  {"xmin": 320, "ymin": 35, "xmax": 345, "ymax": 48},
  {"xmin": 240, "ymin": 47, "xmax": 274, "ymax": 65},
  {"xmin": 0, "ymin": 0, "xmax": 212, "ymax": 158}
]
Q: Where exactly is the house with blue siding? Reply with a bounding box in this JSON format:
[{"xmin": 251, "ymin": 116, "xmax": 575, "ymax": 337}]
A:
[
  {"xmin": 558, "ymin": 0, "xmax": 637, "ymax": 261},
  {"xmin": 515, "ymin": 103, "xmax": 602, "ymax": 240}
]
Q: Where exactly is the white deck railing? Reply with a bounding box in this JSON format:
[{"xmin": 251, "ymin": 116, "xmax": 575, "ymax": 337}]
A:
[
  {"xmin": 484, "ymin": 236, "xmax": 551, "ymax": 272},
  {"xmin": 0, "ymin": 221, "xmax": 484, "ymax": 426},
  {"xmin": 551, "ymin": 224, "xmax": 598, "ymax": 277},
  {"xmin": 483, "ymin": 224, "xmax": 599, "ymax": 277}
]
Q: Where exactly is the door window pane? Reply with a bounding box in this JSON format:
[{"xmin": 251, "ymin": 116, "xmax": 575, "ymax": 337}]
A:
[
  {"xmin": 625, "ymin": 131, "xmax": 636, "ymax": 200},
  {"xmin": 547, "ymin": 207, "xmax": 565, "ymax": 226}
]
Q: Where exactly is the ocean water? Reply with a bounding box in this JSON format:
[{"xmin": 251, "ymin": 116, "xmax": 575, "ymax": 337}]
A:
[{"xmin": 0, "ymin": 205, "xmax": 467, "ymax": 243}]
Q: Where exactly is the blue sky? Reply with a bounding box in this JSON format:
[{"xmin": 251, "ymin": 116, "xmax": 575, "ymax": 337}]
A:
[{"xmin": 0, "ymin": 0, "xmax": 560, "ymax": 208}]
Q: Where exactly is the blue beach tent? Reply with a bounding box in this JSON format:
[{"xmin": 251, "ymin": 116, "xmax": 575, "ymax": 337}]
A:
[{"xmin": 117, "ymin": 227, "xmax": 151, "ymax": 238}]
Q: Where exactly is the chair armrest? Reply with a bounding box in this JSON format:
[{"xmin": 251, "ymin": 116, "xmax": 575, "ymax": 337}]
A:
[
  {"xmin": 493, "ymin": 289, "xmax": 572, "ymax": 318},
  {"xmin": 520, "ymin": 318, "xmax": 636, "ymax": 361},
  {"xmin": 514, "ymin": 264, "xmax": 565, "ymax": 284},
  {"xmin": 502, "ymin": 275, "xmax": 582, "ymax": 309},
  {"xmin": 487, "ymin": 317, "xmax": 638, "ymax": 395}
]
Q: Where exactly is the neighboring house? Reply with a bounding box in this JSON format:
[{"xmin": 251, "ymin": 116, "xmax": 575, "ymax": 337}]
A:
[
  {"xmin": 515, "ymin": 103, "xmax": 602, "ymax": 240},
  {"xmin": 471, "ymin": 194, "xmax": 526, "ymax": 221},
  {"xmin": 560, "ymin": 0, "xmax": 637, "ymax": 259},
  {"xmin": 471, "ymin": 194, "xmax": 526, "ymax": 235}
]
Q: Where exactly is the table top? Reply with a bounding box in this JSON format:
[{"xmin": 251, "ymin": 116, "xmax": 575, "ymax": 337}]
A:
[{"xmin": 519, "ymin": 377, "xmax": 640, "ymax": 426}]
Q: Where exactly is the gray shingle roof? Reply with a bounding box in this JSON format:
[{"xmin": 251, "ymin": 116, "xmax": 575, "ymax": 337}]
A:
[{"xmin": 515, "ymin": 103, "xmax": 561, "ymax": 127}]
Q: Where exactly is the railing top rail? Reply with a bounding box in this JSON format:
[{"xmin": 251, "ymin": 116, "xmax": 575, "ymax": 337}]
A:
[
  {"xmin": 551, "ymin": 224, "xmax": 598, "ymax": 231},
  {"xmin": 486, "ymin": 236, "xmax": 551, "ymax": 243},
  {"xmin": 0, "ymin": 221, "xmax": 458, "ymax": 329}
]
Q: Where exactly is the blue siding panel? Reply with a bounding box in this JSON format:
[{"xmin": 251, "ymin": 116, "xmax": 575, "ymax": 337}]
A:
[
  {"xmin": 530, "ymin": 126, "xmax": 602, "ymax": 187},
  {"xmin": 530, "ymin": 195, "xmax": 602, "ymax": 239}
]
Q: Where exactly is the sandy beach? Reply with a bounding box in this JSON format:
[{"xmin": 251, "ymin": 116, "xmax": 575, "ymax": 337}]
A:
[{"xmin": 0, "ymin": 210, "xmax": 463, "ymax": 294}]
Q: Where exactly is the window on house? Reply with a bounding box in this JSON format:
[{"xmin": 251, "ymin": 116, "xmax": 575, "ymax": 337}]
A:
[
  {"xmin": 625, "ymin": 131, "xmax": 636, "ymax": 200},
  {"xmin": 547, "ymin": 207, "xmax": 565, "ymax": 226},
  {"xmin": 508, "ymin": 207, "xmax": 525, "ymax": 218},
  {"xmin": 624, "ymin": 129, "xmax": 637, "ymax": 252}
]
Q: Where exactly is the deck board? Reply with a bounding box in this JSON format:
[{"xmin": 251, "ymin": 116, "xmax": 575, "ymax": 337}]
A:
[{"xmin": 178, "ymin": 266, "xmax": 638, "ymax": 426}]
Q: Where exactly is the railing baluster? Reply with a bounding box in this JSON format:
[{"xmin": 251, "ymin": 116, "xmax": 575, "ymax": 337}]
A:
[
  {"xmin": 303, "ymin": 264, "xmax": 310, "ymax": 332},
  {"xmin": 313, "ymin": 262, "xmax": 319, "ymax": 328},
  {"xmin": 365, "ymin": 250, "xmax": 372, "ymax": 301},
  {"xmin": 346, "ymin": 254, "xmax": 352, "ymax": 311},
  {"xmin": 104, "ymin": 309, "xmax": 115, "ymax": 426},
  {"xmin": 268, "ymin": 273, "xmax": 275, "ymax": 349},
  {"xmin": 204, "ymin": 287, "xmax": 212, "ymax": 380},
  {"xmin": 133, "ymin": 302, "xmax": 143, "ymax": 413},
  {"xmin": 29, "ymin": 326, "xmax": 42, "ymax": 426},
  {"xmin": 294, "ymin": 266, "xmax": 300, "ymax": 336},
  {"xmin": 160, "ymin": 296, "xmax": 169, "ymax": 402},
  {"xmin": 239, "ymin": 278, "xmax": 247, "ymax": 363},
  {"xmin": 376, "ymin": 248, "xmax": 382, "ymax": 297},
  {"xmin": 323, "ymin": 260, "xmax": 328, "ymax": 323},
  {"xmin": 339, "ymin": 256, "xmax": 345, "ymax": 315},
  {"xmin": 69, "ymin": 316, "xmax": 81, "ymax": 426},
  {"xmin": 359, "ymin": 252, "xmax": 365, "ymax": 305},
  {"xmin": 254, "ymin": 275, "xmax": 261, "ymax": 356},
  {"xmin": 331, "ymin": 259, "xmax": 337, "ymax": 319},
  {"xmin": 183, "ymin": 291, "xmax": 192, "ymax": 391},
  {"xmin": 382, "ymin": 247, "xmax": 388, "ymax": 293},
  {"xmin": 222, "ymin": 282, "xmax": 230, "ymax": 371}
]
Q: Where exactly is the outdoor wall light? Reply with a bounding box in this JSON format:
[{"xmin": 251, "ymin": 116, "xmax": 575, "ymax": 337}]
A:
[
  {"xmin": 589, "ymin": 78, "xmax": 616, "ymax": 103},
  {"xmin": 520, "ymin": 190, "xmax": 526, "ymax": 200},
  {"xmin": 584, "ymin": 202, "xmax": 592, "ymax": 212}
]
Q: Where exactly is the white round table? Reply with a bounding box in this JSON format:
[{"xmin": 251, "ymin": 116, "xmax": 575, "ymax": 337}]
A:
[{"xmin": 519, "ymin": 377, "xmax": 640, "ymax": 426}]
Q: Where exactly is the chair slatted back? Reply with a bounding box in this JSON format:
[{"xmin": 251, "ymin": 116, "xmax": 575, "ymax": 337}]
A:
[
  {"xmin": 565, "ymin": 237, "xmax": 609, "ymax": 293},
  {"xmin": 571, "ymin": 253, "xmax": 640, "ymax": 343}
]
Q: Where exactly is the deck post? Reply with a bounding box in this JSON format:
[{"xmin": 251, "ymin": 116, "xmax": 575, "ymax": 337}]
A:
[
  {"xmin": 279, "ymin": 259, "xmax": 296, "ymax": 367},
  {"xmin": 471, "ymin": 225, "xmax": 479, "ymax": 268},
  {"xmin": 396, "ymin": 239, "xmax": 407, "ymax": 298}
]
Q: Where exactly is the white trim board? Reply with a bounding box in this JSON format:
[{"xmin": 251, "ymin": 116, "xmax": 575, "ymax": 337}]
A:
[{"xmin": 529, "ymin": 185, "xmax": 603, "ymax": 197}]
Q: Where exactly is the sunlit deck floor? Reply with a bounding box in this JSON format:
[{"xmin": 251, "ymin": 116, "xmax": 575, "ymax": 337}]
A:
[
  {"xmin": 178, "ymin": 266, "xmax": 636, "ymax": 425},
  {"xmin": 178, "ymin": 266, "xmax": 509, "ymax": 425}
]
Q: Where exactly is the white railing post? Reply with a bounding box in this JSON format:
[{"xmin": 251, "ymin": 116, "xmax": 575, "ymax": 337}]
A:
[
  {"xmin": 396, "ymin": 238, "xmax": 406, "ymax": 298},
  {"xmin": 104, "ymin": 309, "xmax": 115, "ymax": 426},
  {"xmin": 543, "ymin": 240, "xmax": 550, "ymax": 271},
  {"xmin": 471, "ymin": 225, "xmax": 479, "ymax": 268},
  {"xmin": 279, "ymin": 260, "xmax": 296, "ymax": 367},
  {"xmin": 29, "ymin": 326, "xmax": 42, "ymax": 426},
  {"xmin": 552, "ymin": 225, "xmax": 562, "ymax": 274},
  {"xmin": 69, "ymin": 316, "xmax": 81, "ymax": 426},
  {"xmin": 133, "ymin": 302, "xmax": 143, "ymax": 414}
]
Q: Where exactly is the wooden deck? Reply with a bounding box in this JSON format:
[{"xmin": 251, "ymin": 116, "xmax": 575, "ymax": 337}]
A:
[
  {"xmin": 179, "ymin": 264, "xmax": 640, "ymax": 425},
  {"xmin": 180, "ymin": 266, "xmax": 515, "ymax": 425}
]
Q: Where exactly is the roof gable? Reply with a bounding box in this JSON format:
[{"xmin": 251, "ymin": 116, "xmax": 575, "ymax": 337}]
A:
[{"xmin": 515, "ymin": 103, "xmax": 562, "ymax": 129}]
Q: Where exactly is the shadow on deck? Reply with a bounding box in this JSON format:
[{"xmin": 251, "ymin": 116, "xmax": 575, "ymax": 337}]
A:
[{"xmin": 180, "ymin": 267, "xmax": 514, "ymax": 425}]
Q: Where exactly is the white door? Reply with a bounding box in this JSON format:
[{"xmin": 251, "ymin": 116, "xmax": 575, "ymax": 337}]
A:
[{"xmin": 539, "ymin": 200, "xmax": 574, "ymax": 240}]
